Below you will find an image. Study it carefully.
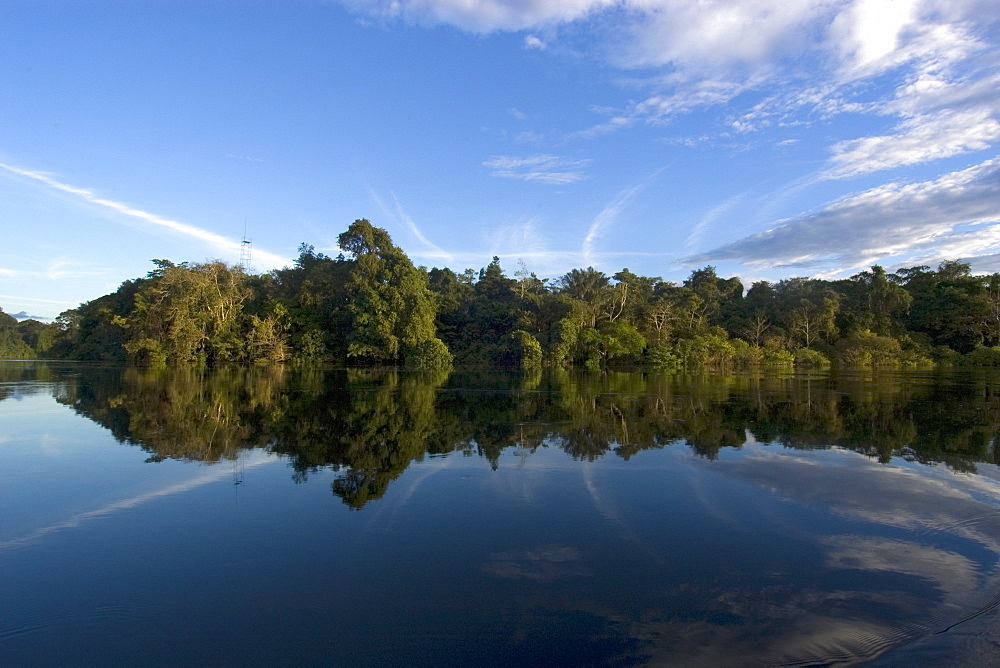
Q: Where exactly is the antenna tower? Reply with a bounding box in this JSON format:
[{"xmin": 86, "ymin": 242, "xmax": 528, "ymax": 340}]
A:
[
  {"xmin": 240, "ymin": 218, "xmax": 253, "ymax": 273},
  {"xmin": 240, "ymin": 237, "xmax": 253, "ymax": 273}
]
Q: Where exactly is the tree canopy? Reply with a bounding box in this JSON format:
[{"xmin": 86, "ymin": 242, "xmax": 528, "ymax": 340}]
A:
[{"xmin": 12, "ymin": 220, "xmax": 1000, "ymax": 372}]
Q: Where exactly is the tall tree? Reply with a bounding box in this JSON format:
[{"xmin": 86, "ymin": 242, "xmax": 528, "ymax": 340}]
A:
[{"xmin": 338, "ymin": 219, "xmax": 448, "ymax": 367}]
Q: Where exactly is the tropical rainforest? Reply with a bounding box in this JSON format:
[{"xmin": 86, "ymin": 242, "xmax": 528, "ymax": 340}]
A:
[{"xmin": 6, "ymin": 218, "xmax": 1000, "ymax": 370}]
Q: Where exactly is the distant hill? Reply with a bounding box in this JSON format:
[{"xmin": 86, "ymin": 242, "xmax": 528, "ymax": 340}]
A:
[{"xmin": 10, "ymin": 311, "xmax": 52, "ymax": 323}]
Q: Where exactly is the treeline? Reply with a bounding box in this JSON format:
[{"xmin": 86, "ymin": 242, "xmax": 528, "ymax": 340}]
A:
[{"xmin": 10, "ymin": 218, "xmax": 1000, "ymax": 369}]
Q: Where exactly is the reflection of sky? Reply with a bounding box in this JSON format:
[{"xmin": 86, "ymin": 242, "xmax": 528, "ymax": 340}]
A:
[
  {"xmin": 0, "ymin": 391, "xmax": 280, "ymax": 548},
  {"xmin": 712, "ymin": 446, "xmax": 1000, "ymax": 557},
  {"xmin": 0, "ymin": 450, "xmax": 276, "ymax": 551},
  {"xmin": 5, "ymin": 384, "xmax": 1000, "ymax": 665},
  {"xmin": 449, "ymin": 443, "xmax": 1000, "ymax": 665}
]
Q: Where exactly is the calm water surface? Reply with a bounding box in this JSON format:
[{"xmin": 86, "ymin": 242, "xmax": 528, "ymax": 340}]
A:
[{"xmin": 2, "ymin": 362, "xmax": 1000, "ymax": 665}]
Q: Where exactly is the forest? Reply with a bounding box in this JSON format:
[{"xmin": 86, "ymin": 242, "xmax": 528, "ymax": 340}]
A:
[{"xmin": 6, "ymin": 218, "xmax": 1000, "ymax": 370}]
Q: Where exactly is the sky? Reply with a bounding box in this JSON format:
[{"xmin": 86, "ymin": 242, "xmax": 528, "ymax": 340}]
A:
[{"xmin": 1, "ymin": 0, "xmax": 999, "ymax": 319}]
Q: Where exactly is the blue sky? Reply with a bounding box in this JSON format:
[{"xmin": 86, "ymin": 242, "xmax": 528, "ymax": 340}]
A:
[{"xmin": 2, "ymin": 0, "xmax": 998, "ymax": 319}]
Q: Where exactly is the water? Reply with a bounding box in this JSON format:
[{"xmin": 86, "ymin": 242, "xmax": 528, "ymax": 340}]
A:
[{"xmin": 2, "ymin": 362, "xmax": 1000, "ymax": 665}]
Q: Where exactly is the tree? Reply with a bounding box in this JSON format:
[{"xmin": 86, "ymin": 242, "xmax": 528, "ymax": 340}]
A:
[
  {"xmin": 514, "ymin": 259, "xmax": 548, "ymax": 298},
  {"xmin": 844, "ymin": 265, "xmax": 912, "ymax": 336},
  {"xmin": 338, "ymin": 219, "xmax": 447, "ymax": 367},
  {"xmin": 684, "ymin": 266, "xmax": 743, "ymax": 330},
  {"xmin": 16, "ymin": 318, "xmax": 58, "ymax": 357},
  {"xmin": 789, "ymin": 293, "xmax": 839, "ymax": 348},
  {"xmin": 0, "ymin": 309, "xmax": 33, "ymax": 359},
  {"xmin": 578, "ymin": 322, "xmax": 646, "ymax": 370},
  {"xmin": 741, "ymin": 310, "xmax": 771, "ymax": 347},
  {"xmin": 124, "ymin": 261, "xmax": 252, "ymax": 364},
  {"xmin": 903, "ymin": 260, "xmax": 988, "ymax": 352},
  {"xmin": 559, "ymin": 267, "xmax": 610, "ymax": 302}
]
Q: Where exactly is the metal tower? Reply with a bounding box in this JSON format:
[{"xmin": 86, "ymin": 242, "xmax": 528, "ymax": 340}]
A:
[{"xmin": 240, "ymin": 236, "xmax": 252, "ymax": 274}]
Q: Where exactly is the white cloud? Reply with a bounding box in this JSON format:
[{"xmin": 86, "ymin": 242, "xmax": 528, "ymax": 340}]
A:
[
  {"xmin": 486, "ymin": 217, "xmax": 549, "ymax": 258},
  {"xmin": 0, "ymin": 163, "xmax": 292, "ymax": 270},
  {"xmin": 621, "ymin": 0, "xmax": 828, "ymax": 72},
  {"xmin": 367, "ymin": 187, "xmax": 454, "ymax": 262},
  {"xmin": 0, "ymin": 294, "xmax": 77, "ymax": 306},
  {"xmin": 226, "ymin": 153, "xmax": 263, "ymax": 163},
  {"xmin": 685, "ymin": 192, "xmax": 748, "ymax": 254},
  {"xmin": 341, "ymin": 0, "xmax": 999, "ymax": 267},
  {"xmin": 484, "ymin": 154, "xmax": 591, "ymax": 184},
  {"xmin": 826, "ymin": 108, "xmax": 1000, "ymax": 178},
  {"xmin": 0, "ymin": 260, "xmax": 108, "ymax": 283},
  {"xmin": 828, "ymin": 0, "xmax": 921, "ymax": 76},
  {"xmin": 524, "ymin": 34, "xmax": 547, "ymax": 50},
  {"xmin": 342, "ymin": 1, "xmax": 999, "ymax": 175},
  {"xmin": 583, "ymin": 170, "xmax": 660, "ymax": 264},
  {"xmin": 506, "ymin": 107, "xmax": 529, "ymax": 120},
  {"xmin": 339, "ymin": 0, "xmax": 613, "ymax": 32},
  {"xmin": 391, "ymin": 193, "xmax": 454, "ymax": 261},
  {"xmin": 686, "ymin": 156, "xmax": 1000, "ymax": 272}
]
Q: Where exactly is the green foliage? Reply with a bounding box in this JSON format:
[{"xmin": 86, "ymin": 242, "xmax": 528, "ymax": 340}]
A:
[
  {"xmin": 794, "ymin": 348, "xmax": 830, "ymax": 368},
  {"xmin": 932, "ymin": 345, "xmax": 963, "ymax": 365},
  {"xmin": 244, "ymin": 304, "xmax": 290, "ymax": 363},
  {"xmin": 762, "ymin": 346, "xmax": 795, "ymax": 366},
  {"xmin": 676, "ymin": 329, "xmax": 737, "ymax": 368},
  {"xmin": 494, "ymin": 330, "xmax": 543, "ymax": 369},
  {"xmin": 901, "ymin": 261, "xmax": 990, "ymax": 352},
  {"xmin": 16, "ymin": 319, "xmax": 58, "ymax": 356},
  {"xmin": 41, "ymin": 229, "xmax": 1000, "ymax": 373},
  {"xmin": 730, "ymin": 338, "xmax": 764, "ymax": 366},
  {"xmin": 840, "ymin": 266, "xmax": 912, "ymax": 336},
  {"xmin": 339, "ymin": 219, "xmax": 442, "ymax": 366},
  {"xmin": 647, "ymin": 343, "xmax": 683, "ymax": 371},
  {"xmin": 0, "ymin": 309, "xmax": 34, "ymax": 359},
  {"xmin": 124, "ymin": 261, "xmax": 250, "ymax": 365},
  {"xmin": 577, "ymin": 322, "xmax": 646, "ymax": 370},
  {"xmin": 292, "ymin": 328, "xmax": 327, "ymax": 364},
  {"xmin": 407, "ymin": 337, "xmax": 454, "ymax": 370},
  {"xmin": 963, "ymin": 346, "xmax": 1000, "ymax": 367},
  {"xmin": 833, "ymin": 330, "xmax": 931, "ymax": 367}
]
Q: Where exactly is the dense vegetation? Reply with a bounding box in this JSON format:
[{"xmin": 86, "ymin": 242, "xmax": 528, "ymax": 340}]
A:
[{"xmin": 8, "ymin": 218, "xmax": 1000, "ymax": 369}]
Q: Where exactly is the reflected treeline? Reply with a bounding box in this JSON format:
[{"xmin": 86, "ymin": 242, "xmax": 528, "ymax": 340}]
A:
[
  {"xmin": 12, "ymin": 363, "xmax": 1000, "ymax": 507},
  {"xmin": 0, "ymin": 361, "xmax": 67, "ymax": 402}
]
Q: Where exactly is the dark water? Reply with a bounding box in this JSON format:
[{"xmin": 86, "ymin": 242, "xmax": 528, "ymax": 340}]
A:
[{"xmin": 2, "ymin": 362, "xmax": 1000, "ymax": 666}]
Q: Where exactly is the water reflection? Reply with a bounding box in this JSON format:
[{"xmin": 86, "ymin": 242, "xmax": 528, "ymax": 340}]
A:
[
  {"xmin": 3, "ymin": 362, "xmax": 1000, "ymax": 664},
  {"xmin": 24, "ymin": 364, "xmax": 999, "ymax": 502}
]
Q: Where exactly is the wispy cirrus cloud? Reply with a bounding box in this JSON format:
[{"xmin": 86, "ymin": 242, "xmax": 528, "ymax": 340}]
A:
[
  {"xmin": 0, "ymin": 162, "xmax": 291, "ymax": 269},
  {"xmin": 341, "ymin": 1, "xmax": 998, "ymax": 182},
  {"xmin": 0, "ymin": 294, "xmax": 77, "ymax": 306},
  {"xmin": 226, "ymin": 153, "xmax": 263, "ymax": 163},
  {"xmin": 0, "ymin": 259, "xmax": 108, "ymax": 282},
  {"xmin": 0, "ymin": 451, "xmax": 276, "ymax": 551},
  {"xmin": 368, "ymin": 187, "xmax": 454, "ymax": 263},
  {"xmin": 825, "ymin": 109, "xmax": 1000, "ymax": 179},
  {"xmin": 822, "ymin": 61, "xmax": 1000, "ymax": 179},
  {"xmin": 338, "ymin": 0, "xmax": 613, "ymax": 32},
  {"xmin": 484, "ymin": 154, "xmax": 591, "ymax": 184},
  {"xmin": 685, "ymin": 156, "xmax": 1000, "ymax": 274},
  {"xmin": 583, "ymin": 169, "xmax": 661, "ymax": 265}
]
